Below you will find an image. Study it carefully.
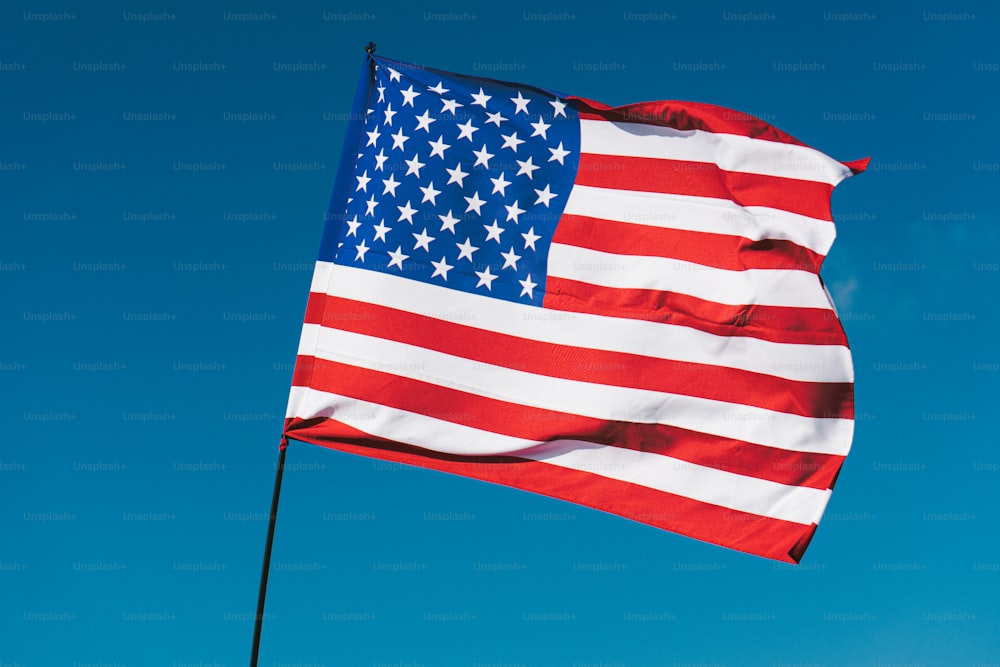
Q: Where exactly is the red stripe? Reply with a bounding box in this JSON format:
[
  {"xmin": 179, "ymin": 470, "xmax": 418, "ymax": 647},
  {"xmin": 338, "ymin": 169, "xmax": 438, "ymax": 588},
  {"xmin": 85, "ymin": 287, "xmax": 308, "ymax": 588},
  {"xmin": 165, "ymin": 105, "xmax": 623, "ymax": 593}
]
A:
[
  {"xmin": 303, "ymin": 293, "xmax": 853, "ymax": 420},
  {"xmin": 283, "ymin": 415, "xmax": 820, "ymax": 563},
  {"xmin": 576, "ymin": 153, "xmax": 835, "ymax": 222},
  {"xmin": 572, "ymin": 96, "xmax": 813, "ymax": 148},
  {"xmin": 544, "ymin": 277, "xmax": 849, "ymax": 347},
  {"xmin": 291, "ymin": 355, "xmax": 846, "ymax": 490},
  {"xmin": 554, "ymin": 213, "xmax": 825, "ymax": 273}
]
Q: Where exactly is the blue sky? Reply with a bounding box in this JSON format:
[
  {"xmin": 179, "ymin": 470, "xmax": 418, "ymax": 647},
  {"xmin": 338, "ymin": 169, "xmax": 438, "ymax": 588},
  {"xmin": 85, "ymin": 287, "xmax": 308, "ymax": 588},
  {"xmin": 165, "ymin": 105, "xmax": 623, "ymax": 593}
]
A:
[{"xmin": 2, "ymin": 1, "xmax": 998, "ymax": 666}]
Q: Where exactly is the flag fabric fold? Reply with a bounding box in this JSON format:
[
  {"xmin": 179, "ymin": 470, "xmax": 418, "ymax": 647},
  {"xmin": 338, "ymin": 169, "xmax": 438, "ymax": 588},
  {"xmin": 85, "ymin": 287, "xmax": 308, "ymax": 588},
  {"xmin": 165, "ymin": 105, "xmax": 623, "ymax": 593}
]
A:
[{"xmin": 283, "ymin": 53, "xmax": 866, "ymax": 563}]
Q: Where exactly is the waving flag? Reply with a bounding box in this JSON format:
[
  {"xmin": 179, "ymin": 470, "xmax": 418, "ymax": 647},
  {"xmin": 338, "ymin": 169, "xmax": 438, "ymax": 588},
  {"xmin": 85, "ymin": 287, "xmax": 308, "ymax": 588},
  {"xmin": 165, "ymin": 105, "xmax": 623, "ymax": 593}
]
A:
[{"xmin": 283, "ymin": 52, "xmax": 867, "ymax": 563}]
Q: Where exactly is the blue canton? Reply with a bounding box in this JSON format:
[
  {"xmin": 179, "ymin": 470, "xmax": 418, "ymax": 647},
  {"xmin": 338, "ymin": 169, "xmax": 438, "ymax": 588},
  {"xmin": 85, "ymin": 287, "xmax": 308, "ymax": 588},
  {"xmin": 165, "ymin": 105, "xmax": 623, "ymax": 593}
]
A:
[{"xmin": 330, "ymin": 57, "xmax": 580, "ymax": 306}]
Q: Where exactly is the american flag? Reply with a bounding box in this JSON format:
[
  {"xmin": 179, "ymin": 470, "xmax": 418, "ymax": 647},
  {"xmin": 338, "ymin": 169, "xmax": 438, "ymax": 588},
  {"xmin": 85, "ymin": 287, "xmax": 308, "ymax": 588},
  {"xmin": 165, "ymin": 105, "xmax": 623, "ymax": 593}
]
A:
[{"xmin": 284, "ymin": 53, "xmax": 867, "ymax": 563}]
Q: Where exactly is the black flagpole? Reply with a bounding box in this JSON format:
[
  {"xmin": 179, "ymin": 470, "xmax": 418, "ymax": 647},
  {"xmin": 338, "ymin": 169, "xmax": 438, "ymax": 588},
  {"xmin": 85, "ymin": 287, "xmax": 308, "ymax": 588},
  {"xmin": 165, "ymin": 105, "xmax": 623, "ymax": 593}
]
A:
[{"xmin": 249, "ymin": 441, "xmax": 288, "ymax": 667}]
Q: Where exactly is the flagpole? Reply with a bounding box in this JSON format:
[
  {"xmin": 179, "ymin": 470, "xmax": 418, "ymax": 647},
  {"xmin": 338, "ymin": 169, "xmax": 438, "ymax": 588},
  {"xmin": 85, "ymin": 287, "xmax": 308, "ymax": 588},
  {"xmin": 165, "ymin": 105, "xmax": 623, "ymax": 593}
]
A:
[{"xmin": 249, "ymin": 440, "xmax": 288, "ymax": 667}]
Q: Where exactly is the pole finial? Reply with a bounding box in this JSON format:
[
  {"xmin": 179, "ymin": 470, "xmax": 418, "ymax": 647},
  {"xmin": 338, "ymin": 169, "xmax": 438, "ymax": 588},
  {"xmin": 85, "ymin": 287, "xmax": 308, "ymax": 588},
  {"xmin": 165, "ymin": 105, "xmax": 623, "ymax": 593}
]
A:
[{"xmin": 365, "ymin": 42, "xmax": 376, "ymax": 55}]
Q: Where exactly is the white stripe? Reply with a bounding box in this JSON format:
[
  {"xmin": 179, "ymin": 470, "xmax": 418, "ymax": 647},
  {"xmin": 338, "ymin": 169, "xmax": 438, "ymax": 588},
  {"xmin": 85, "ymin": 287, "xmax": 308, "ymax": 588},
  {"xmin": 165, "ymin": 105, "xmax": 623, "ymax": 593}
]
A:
[
  {"xmin": 563, "ymin": 184, "xmax": 835, "ymax": 256},
  {"xmin": 580, "ymin": 119, "xmax": 854, "ymax": 186},
  {"xmin": 310, "ymin": 261, "xmax": 336, "ymax": 293},
  {"xmin": 548, "ymin": 244, "xmax": 833, "ymax": 309},
  {"xmin": 311, "ymin": 262, "xmax": 854, "ymax": 383},
  {"xmin": 286, "ymin": 386, "xmax": 831, "ymax": 525},
  {"xmin": 297, "ymin": 321, "xmax": 319, "ymax": 358},
  {"xmin": 300, "ymin": 324, "xmax": 853, "ymax": 456},
  {"xmin": 521, "ymin": 440, "xmax": 831, "ymax": 526}
]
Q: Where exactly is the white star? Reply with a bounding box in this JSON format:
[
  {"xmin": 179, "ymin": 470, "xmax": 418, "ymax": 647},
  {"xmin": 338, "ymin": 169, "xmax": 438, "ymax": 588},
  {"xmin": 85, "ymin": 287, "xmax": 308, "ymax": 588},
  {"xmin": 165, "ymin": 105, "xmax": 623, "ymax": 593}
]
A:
[
  {"xmin": 430, "ymin": 256, "xmax": 453, "ymax": 280},
  {"xmin": 490, "ymin": 172, "xmax": 511, "ymax": 196},
  {"xmin": 547, "ymin": 142, "xmax": 570, "ymax": 165},
  {"xmin": 355, "ymin": 169, "xmax": 371, "ymax": 192},
  {"xmin": 472, "ymin": 145, "xmax": 494, "ymax": 169},
  {"xmin": 373, "ymin": 148, "xmax": 388, "ymax": 171},
  {"xmin": 364, "ymin": 194, "xmax": 379, "ymax": 216},
  {"xmin": 471, "ymin": 87, "xmax": 492, "ymax": 107},
  {"xmin": 390, "ymin": 128, "xmax": 409, "ymax": 151},
  {"xmin": 445, "ymin": 163, "xmax": 469, "ymax": 187},
  {"xmin": 501, "ymin": 247, "xmax": 521, "ymax": 270},
  {"xmin": 400, "ymin": 84, "xmax": 420, "ymax": 107},
  {"xmin": 419, "ymin": 181, "xmax": 441, "ymax": 205},
  {"xmin": 440, "ymin": 98, "xmax": 463, "ymax": 115},
  {"xmin": 345, "ymin": 214, "xmax": 362, "ymax": 237},
  {"xmin": 382, "ymin": 103, "xmax": 396, "ymax": 127},
  {"xmin": 519, "ymin": 274, "xmax": 537, "ymax": 298},
  {"xmin": 516, "ymin": 156, "xmax": 540, "ymax": 179},
  {"xmin": 500, "ymin": 132, "xmax": 524, "ymax": 152},
  {"xmin": 387, "ymin": 245, "xmax": 409, "ymax": 269},
  {"xmin": 505, "ymin": 200, "xmax": 526, "ymax": 223},
  {"xmin": 456, "ymin": 238, "xmax": 479, "ymax": 262},
  {"xmin": 511, "ymin": 91, "xmax": 531, "ymax": 115},
  {"xmin": 475, "ymin": 266, "xmax": 498, "ymax": 290},
  {"xmin": 464, "ymin": 191, "xmax": 486, "ymax": 215},
  {"xmin": 404, "ymin": 154, "xmax": 425, "ymax": 177},
  {"xmin": 381, "ymin": 173, "xmax": 400, "ymax": 196},
  {"xmin": 483, "ymin": 220, "xmax": 505, "ymax": 243},
  {"xmin": 521, "ymin": 227, "xmax": 541, "ymax": 250},
  {"xmin": 414, "ymin": 110, "xmax": 436, "ymax": 132},
  {"xmin": 428, "ymin": 80, "xmax": 449, "ymax": 95},
  {"xmin": 456, "ymin": 119, "xmax": 479, "ymax": 141},
  {"xmin": 438, "ymin": 210, "xmax": 460, "ymax": 233},
  {"xmin": 428, "ymin": 135, "xmax": 450, "ymax": 159},
  {"xmin": 372, "ymin": 219, "xmax": 392, "ymax": 242},
  {"xmin": 550, "ymin": 98, "xmax": 567, "ymax": 117},
  {"xmin": 365, "ymin": 126, "xmax": 382, "ymax": 147},
  {"xmin": 530, "ymin": 116, "xmax": 551, "ymax": 139},
  {"xmin": 376, "ymin": 84, "xmax": 386, "ymax": 103},
  {"xmin": 355, "ymin": 239, "xmax": 370, "ymax": 262},
  {"xmin": 533, "ymin": 184, "xmax": 558, "ymax": 208},
  {"xmin": 485, "ymin": 111, "xmax": 507, "ymax": 127},
  {"xmin": 397, "ymin": 200, "xmax": 418, "ymax": 224},
  {"xmin": 387, "ymin": 67, "xmax": 401, "ymax": 82},
  {"xmin": 412, "ymin": 228, "xmax": 435, "ymax": 251}
]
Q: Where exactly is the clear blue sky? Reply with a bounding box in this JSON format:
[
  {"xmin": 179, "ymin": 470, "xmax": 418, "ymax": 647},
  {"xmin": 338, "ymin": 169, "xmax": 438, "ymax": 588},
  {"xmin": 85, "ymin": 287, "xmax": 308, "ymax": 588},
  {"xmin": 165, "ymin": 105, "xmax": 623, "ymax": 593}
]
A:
[{"xmin": 2, "ymin": 1, "xmax": 998, "ymax": 666}]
